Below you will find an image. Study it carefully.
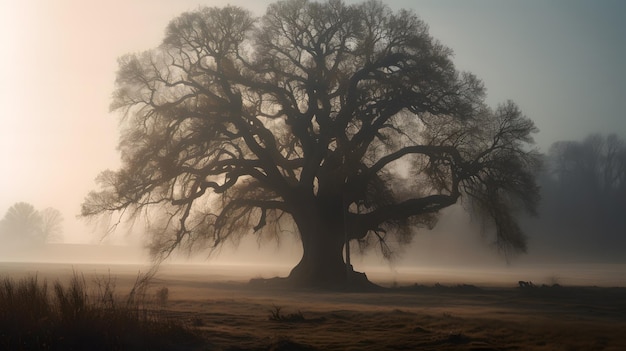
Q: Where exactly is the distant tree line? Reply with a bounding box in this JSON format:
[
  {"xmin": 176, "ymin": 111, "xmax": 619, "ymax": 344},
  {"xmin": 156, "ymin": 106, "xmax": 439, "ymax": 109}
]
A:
[
  {"xmin": 0, "ymin": 202, "xmax": 63, "ymax": 249},
  {"xmin": 528, "ymin": 134, "xmax": 626, "ymax": 260}
]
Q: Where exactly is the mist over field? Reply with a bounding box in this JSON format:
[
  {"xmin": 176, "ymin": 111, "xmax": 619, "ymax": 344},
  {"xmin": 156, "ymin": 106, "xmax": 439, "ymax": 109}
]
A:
[
  {"xmin": 2, "ymin": 0, "xmax": 624, "ymax": 279},
  {"xmin": 1, "ymin": 3, "xmax": 626, "ymax": 349},
  {"xmin": 2, "ymin": 200, "xmax": 624, "ymax": 288}
]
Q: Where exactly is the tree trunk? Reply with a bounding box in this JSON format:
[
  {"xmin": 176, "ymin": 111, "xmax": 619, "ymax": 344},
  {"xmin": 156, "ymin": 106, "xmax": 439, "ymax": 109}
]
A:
[
  {"xmin": 286, "ymin": 211, "xmax": 375, "ymax": 289},
  {"xmin": 287, "ymin": 214, "xmax": 348, "ymax": 287},
  {"xmin": 283, "ymin": 186, "xmax": 377, "ymax": 289}
]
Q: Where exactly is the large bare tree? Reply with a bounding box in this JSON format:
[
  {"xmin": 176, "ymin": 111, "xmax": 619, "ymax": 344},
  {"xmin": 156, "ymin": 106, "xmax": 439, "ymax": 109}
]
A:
[{"xmin": 82, "ymin": 0, "xmax": 540, "ymax": 287}]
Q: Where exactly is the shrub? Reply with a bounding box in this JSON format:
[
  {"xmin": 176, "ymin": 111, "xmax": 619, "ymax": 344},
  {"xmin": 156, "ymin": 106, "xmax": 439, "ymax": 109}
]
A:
[{"xmin": 268, "ymin": 305, "xmax": 306, "ymax": 322}]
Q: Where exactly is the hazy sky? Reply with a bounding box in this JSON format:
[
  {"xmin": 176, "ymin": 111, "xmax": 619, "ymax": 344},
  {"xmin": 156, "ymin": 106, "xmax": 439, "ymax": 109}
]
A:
[{"xmin": 1, "ymin": 0, "xmax": 624, "ymax": 245}]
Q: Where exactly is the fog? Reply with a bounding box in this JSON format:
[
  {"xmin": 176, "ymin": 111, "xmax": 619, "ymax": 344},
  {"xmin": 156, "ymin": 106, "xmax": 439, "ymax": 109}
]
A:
[
  {"xmin": 2, "ymin": 199, "xmax": 624, "ymax": 287},
  {"xmin": 1, "ymin": 1, "xmax": 625, "ymax": 287}
]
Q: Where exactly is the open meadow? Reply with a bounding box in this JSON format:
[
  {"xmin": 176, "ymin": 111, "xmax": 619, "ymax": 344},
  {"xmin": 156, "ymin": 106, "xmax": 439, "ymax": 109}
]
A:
[{"xmin": 1, "ymin": 262, "xmax": 625, "ymax": 350}]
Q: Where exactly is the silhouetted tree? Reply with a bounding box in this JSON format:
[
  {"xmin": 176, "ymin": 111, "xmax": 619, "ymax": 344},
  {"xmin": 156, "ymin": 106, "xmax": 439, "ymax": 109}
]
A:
[
  {"xmin": 549, "ymin": 134, "xmax": 625, "ymax": 196},
  {"xmin": 40, "ymin": 207, "xmax": 64, "ymax": 242},
  {"xmin": 0, "ymin": 203, "xmax": 63, "ymax": 248},
  {"xmin": 82, "ymin": 0, "xmax": 540, "ymax": 286},
  {"xmin": 537, "ymin": 134, "xmax": 626, "ymax": 257}
]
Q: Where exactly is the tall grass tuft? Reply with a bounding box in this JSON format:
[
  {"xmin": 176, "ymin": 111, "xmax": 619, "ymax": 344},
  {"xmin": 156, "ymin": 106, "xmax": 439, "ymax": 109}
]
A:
[{"xmin": 0, "ymin": 272, "xmax": 203, "ymax": 350}]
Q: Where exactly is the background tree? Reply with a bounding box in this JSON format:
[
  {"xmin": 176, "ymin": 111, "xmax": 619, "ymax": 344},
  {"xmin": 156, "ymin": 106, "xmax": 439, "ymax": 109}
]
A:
[
  {"xmin": 40, "ymin": 207, "xmax": 64, "ymax": 243},
  {"xmin": 532, "ymin": 134, "xmax": 626, "ymax": 259},
  {"xmin": 0, "ymin": 202, "xmax": 63, "ymax": 248},
  {"xmin": 82, "ymin": 0, "xmax": 540, "ymax": 286}
]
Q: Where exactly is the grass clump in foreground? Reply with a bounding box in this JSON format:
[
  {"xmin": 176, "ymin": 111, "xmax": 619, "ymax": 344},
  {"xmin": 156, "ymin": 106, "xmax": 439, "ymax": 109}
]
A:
[
  {"xmin": 0, "ymin": 272, "xmax": 202, "ymax": 350},
  {"xmin": 268, "ymin": 305, "xmax": 306, "ymax": 322}
]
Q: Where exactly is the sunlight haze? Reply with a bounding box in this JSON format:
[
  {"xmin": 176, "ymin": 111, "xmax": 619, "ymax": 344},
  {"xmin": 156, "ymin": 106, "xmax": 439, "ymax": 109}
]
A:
[{"xmin": 1, "ymin": 0, "xmax": 624, "ymax": 265}]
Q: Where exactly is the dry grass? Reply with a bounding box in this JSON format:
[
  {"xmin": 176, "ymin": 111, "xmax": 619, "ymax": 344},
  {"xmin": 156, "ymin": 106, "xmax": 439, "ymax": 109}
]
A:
[
  {"xmin": 171, "ymin": 280, "xmax": 626, "ymax": 350},
  {"xmin": 1, "ymin": 263, "xmax": 625, "ymax": 350},
  {"xmin": 0, "ymin": 272, "xmax": 203, "ymax": 350}
]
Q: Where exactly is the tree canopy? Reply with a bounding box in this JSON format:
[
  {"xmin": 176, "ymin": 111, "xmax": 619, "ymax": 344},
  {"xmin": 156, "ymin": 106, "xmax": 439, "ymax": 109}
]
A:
[
  {"xmin": 0, "ymin": 202, "xmax": 63, "ymax": 248},
  {"xmin": 82, "ymin": 0, "xmax": 540, "ymax": 286},
  {"xmin": 531, "ymin": 134, "xmax": 626, "ymax": 259}
]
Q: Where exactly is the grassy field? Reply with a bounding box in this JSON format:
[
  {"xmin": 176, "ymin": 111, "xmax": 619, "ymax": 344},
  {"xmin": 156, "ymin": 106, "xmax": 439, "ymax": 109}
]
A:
[{"xmin": 1, "ymin": 262, "xmax": 625, "ymax": 350}]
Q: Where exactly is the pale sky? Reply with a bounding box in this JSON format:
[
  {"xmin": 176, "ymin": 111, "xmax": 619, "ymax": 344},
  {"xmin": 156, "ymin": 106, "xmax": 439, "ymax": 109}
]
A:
[{"xmin": 0, "ymin": 0, "xmax": 624, "ymax": 245}]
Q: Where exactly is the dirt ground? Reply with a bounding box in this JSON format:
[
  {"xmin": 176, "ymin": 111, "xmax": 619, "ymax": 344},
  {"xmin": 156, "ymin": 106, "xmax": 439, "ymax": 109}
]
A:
[{"xmin": 2, "ymin": 262, "xmax": 625, "ymax": 350}]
